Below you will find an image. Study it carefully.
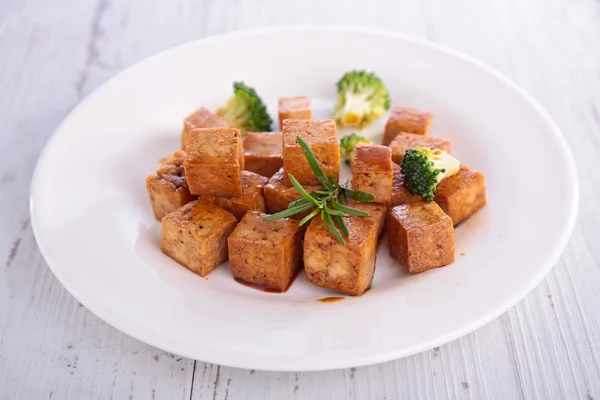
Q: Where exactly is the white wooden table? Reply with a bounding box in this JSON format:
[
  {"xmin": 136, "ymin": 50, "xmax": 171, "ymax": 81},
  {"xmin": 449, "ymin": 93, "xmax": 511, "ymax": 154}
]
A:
[{"xmin": 1, "ymin": 0, "xmax": 599, "ymax": 398}]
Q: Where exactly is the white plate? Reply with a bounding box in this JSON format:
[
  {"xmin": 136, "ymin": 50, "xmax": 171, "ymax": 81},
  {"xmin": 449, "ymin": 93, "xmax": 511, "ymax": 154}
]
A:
[{"xmin": 30, "ymin": 27, "xmax": 578, "ymax": 371}]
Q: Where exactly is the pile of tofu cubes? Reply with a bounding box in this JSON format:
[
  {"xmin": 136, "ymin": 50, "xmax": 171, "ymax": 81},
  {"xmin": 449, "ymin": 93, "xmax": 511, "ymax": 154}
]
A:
[
  {"xmin": 381, "ymin": 107, "xmax": 486, "ymax": 273},
  {"xmin": 145, "ymin": 99, "xmax": 486, "ymax": 297}
]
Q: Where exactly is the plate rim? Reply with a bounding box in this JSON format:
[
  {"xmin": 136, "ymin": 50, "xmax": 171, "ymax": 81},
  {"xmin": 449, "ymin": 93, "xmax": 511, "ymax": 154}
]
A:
[{"xmin": 29, "ymin": 25, "xmax": 579, "ymax": 371}]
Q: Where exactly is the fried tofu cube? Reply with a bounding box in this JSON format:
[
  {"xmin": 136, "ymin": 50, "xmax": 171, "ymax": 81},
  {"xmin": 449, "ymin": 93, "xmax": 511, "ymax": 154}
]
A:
[
  {"xmin": 181, "ymin": 107, "xmax": 230, "ymax": 150},
  {"xmin": 434, "ymin": 166, "xmax": 487, "ymax": 225},
  {"xmin": 391, "ymin": 163, "xmax": 423, "ymax": 206},
  {"xmin": 145, "ymin": 150, "xmax": 197, "ymax": 220},
  {"xmin": 243, "ymin": 131, "xmax": 283, "ymax": 178},
  {"xmin": 387, "ymin": 202, "xmax": 454, "ymax": 273},
  {"xmin": 161, "ymin": 200, "xmax": 238, "ymax": 277},
  {"xmin": 263, "ymin": 168, "xmax": 322, "ymax": 219},
  {"xmin": 383, "ymin": 107, "xmax": 433, "ymax": 145},
  {"xmin": 389, "ymin": 132, "xmax": 451, "ymax": 164},
  {"xmin": 208, "ymin": 171, "xmax": 268, "ymax": 220},
  {"xmin": 351, "ymin": 145, "xmax": 393, "ymax": 203},
  {"xmin": 228, "ymin": 211, "xmax": 304, "ymax": 292},
  {"xmin": 282, "ymin": 119, "xmax": 340, "ymax": 186},
  {"xmin": 184, "ymin": 127, "xmax": 244, "ymax": 197},
  {"xmin": 347, "ymin": 200, "xmax": 387, "ymax": 237},
  {"xmin": 278, "ymin": 96, "xmax": 311, "ymax": 127},
  {"xmin": 304, "ymin": 216, "xmax": 378, "ymax": 296}
]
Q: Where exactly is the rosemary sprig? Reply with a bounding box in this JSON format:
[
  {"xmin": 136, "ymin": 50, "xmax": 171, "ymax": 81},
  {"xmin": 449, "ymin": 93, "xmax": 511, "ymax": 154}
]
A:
[{"xmin": 263, "ymin": 136, "xmax": 375, "ymax": 244}]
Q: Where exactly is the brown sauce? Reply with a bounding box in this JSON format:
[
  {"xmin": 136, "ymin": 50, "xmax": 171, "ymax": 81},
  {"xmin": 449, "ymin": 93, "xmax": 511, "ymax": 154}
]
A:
[
  {"xmin": 377, "ymin": 232, "xmax": 386, "ymax": 246},
  {"xmin": 317, "ymin": 297, "xmax": 345, "ymax": 303},
  {"xmin": 233, "ymin": 268, "xmax": 300, "ymax": 293}
]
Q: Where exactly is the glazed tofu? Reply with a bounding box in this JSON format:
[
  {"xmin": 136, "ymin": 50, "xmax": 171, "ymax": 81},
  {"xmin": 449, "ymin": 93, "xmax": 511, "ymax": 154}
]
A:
[
  {"xmin": 387, "ymin": 202, "xmax": 455, "ymax": 273},
  {"xmin": 263, "ymin": 168, "xmax": 322, "ymax": 219},
  {"xmin": 304, "ymin": 216, "xmax": 378, "ymax": 296},
  {"xmin": 347, "ymin": 200, "xmax": 387, "ymax": 237},
  {"xmin": 228, "ymin": 211, "xmax": 304, "ymax": 292},
  {"xmin": 278, "ymin": 96, "xmax": 311, "ymax": 127},
  {"xmin": 351, "ymin": 145, "xmax": 393, "ymax": 203},
  {"xmin": 145, "ymin": 150, "xmax": 197, "ymax": 220},
  {"xmin": 389, "ymin": 132, "xmax": 451, "ymax": 164},
  {"xmin": 243, "ymin": 131, "xmax": 283, "ymax": 178},
  {"xmin": 282, "ymin": 119, "xmax": 340, "ymax": 186},
  {"xmin": 383, "ymin": 107, "xmax": 434, "ymax": 145},
  {"xmin": 181, "ymin": 107, "xmax": 230, "ymax": 150},
  {"xmin": 208, "ymin": 171, "xmax": 268, "ymax": 220},
  {"xmin": 161, "ymin": 200, "xmax": 238, "ymax": 277},
  {"xmin": 434, "ymin": 166, "xmax": 487, "ymax": 225},
  {"xmin": 390, "ymin": 163, "xmax": 423, "ymax": 206},
  {"xmin": 184, "ymin": 127, "xmax": 244, "ymax": 197}
]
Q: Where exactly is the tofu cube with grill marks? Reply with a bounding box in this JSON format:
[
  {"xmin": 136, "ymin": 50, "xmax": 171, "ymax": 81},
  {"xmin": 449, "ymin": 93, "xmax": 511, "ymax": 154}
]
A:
[
  {"xmin": 304, "ymin": 216, "xmax": 378, "ymax": 296},
  {"xmin": 282, "ymin": 119, "xmax": 340, "ymax": 186},
  {"xmin": 161, "ymin": 200, "xmax": 238, "ymax": 277},
  {"xmin": 145, "ymin": 150, "xmax": 196, "ymax": 220},
  {"xmin": 228, "ymin": 211, "xmax": 304, "ymax": 292},
  {"xmin": 434, "ymin": 166, "xmax": 487, "ymax": 225},
  {"xmin": 184, "ymin": 127, "xmax": 244, "ymax": 197},
  {"xmin": 391, "ymin": 163, "xmax": 423, "ymax": 206},
  {"xmin": 181, "ymin": 107, "xmax": 230, "ymax": 150},
  {"xmin": 347, "ymin": 200, "xmax": 387, "ymax": 237},
  {"xmin": 278, "ymin": 96, "xmax": 312, "ymax": 128},
  {"xmin": 351, "ymin": 145, "xmax": 393, "ymax": 203},
  {"xmin": 243, "ymin": 131, "xmax": 283, "ymax": 178},
  {"xmin": 389, "ymin": 132, "xmax": 451, "ymax": 164},
  {"xmin": 387, "ymin": 202, "xmax": 454, "ymax": 273},
  {"xmin": 383, "ymin": 107, "xmax": 433, "ymax": 145},
  {"xmin": 264, "ymin": 168, "xmax": 322, "ymax": 219},
  {"xmin": 207, "ymin": 171, "xmax": 268, "ymax": 220}
]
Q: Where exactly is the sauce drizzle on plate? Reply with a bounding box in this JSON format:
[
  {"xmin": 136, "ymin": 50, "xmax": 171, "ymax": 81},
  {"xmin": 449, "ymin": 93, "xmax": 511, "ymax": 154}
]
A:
[{"xmin": 317, "ymin": 297, "xmax": 345, "ymax": 303}]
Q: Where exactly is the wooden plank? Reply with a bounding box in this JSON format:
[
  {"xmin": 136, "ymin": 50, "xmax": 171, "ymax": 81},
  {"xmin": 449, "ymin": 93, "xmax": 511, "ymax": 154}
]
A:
[{"xmin": 0, "ymin": 1, "xmax": 196, "ymax": 398}]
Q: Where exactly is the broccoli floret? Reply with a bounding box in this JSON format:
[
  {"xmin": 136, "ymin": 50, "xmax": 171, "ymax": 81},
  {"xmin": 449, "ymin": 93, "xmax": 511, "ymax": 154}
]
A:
[
  {"xmin": 400, "ymin": 147, "xmax": 460, "ymax": 201},
  {"xmin": 333, "ymin": 70, "xmax": 391, "ymax": 129},
  {"xmin": 340, "ymin": 133, "xmax": 372, "ymax": 164},
  {"xmin": 217, "ymin": 82, "xmax": 272, "ymax": 134}
]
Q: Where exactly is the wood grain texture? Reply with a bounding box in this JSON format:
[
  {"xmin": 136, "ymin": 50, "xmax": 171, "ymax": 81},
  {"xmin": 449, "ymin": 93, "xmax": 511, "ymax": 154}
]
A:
[{"xmin": 1, "ymin": 0, "xmax": 599, "ymax": 398}]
